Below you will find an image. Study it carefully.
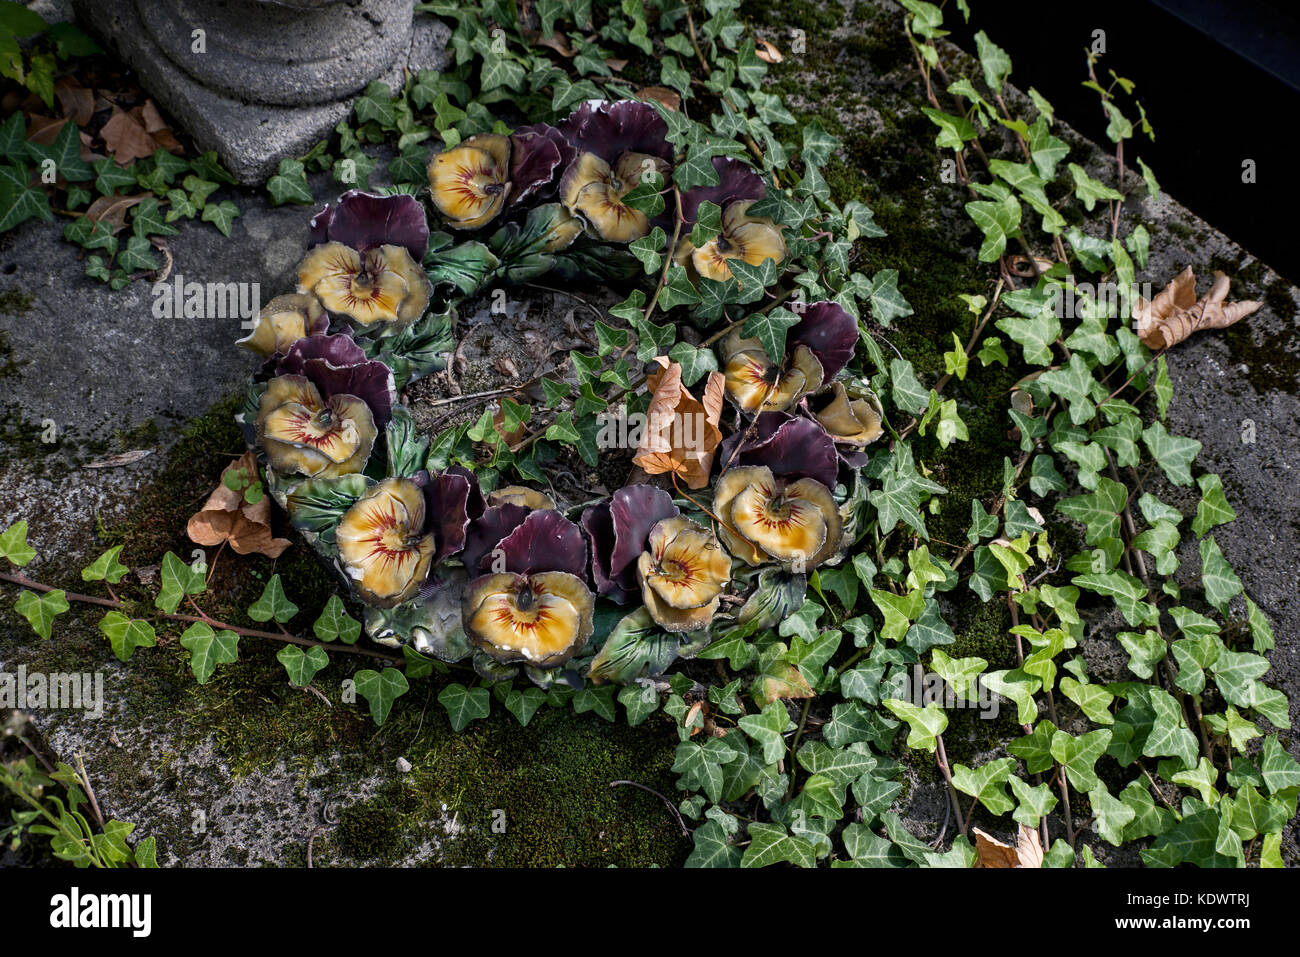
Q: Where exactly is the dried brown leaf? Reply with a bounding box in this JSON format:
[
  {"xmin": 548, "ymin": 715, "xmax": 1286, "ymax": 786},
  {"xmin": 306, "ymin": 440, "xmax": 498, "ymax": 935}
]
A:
[
  {"xmin": 755, "ymin": 38, "xmax": 784, "ymax": 63},
  {"xmin": 186, "ymin": 451, "xmax": 291, "ymax": 559},
  {"xmin": 54, "ymin": 77, "xmax": 94, "ymax": 125},
  {"xmin": 100, "ymin": 108, "xmax": 157, "ymax": 163},
  {"xmin": 973, "ymin": 824, "xmax": 1043, "ymax": 868},
  {"xmin": 636, "ymin": 85, "xmax": 682, "ymax": 111},
  {"xmin": 1134, "ymin": 266, "xmax": 1262, "ymax": 350},
  {"xmin": 535, "ymin": 31, "xmax": 577, "ymax": 57},
  {"xmin": 632, "ymin": 358, "xmax": 724, "ymax": 489},
  {"xmin": 83, "ymin": 449, "xmax": 153, "ymax": 469},
  {"xmin": 85, "ymin": 192, "xmax": 148, "ymax": 233}
]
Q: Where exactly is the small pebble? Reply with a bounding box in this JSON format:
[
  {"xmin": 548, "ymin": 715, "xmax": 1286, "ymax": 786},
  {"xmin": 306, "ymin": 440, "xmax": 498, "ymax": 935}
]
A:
[{"xmin": 396, "ymin": 757, "xmax": 412, "ymax": 773}]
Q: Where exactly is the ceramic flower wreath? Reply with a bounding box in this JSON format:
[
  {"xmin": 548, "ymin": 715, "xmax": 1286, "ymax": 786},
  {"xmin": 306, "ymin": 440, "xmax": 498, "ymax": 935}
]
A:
[{"xmin": 233, "ymin": 100, "xmax": 888, "ymax": 689}]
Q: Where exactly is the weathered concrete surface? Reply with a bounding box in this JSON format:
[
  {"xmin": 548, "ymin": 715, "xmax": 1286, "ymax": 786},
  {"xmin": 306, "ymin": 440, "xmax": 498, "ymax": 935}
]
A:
[
  {"xmin": 71, "ymin": 1, "xmax": 450, "ymax": 183},
  {"xmin": 0, "ymin": 0, "xmax": 1296, "ymax": 867}
]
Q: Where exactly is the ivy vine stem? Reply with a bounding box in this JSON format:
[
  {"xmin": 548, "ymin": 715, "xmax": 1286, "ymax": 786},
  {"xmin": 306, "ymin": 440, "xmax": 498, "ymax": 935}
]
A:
[{"xmin": 0, "ymin": 570, "xmax": 403, "ymax": 663}]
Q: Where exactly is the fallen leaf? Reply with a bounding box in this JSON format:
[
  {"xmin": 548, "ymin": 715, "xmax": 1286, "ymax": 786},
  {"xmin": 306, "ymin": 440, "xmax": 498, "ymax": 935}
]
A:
[
  {"xmin": 55, "ymin": 77, "xmax": 94, "ymax": 125},
  {"xmin": 137, "ymin": 100, "xmax": 182, "ymax": 154},
  {"xmin": 85, "ymin": 192, "xmax": 149, "ymax": 232},
  {"xmin": 99, "ymin": 107, "xmax": 157, "ymax": 163},
  {"xmin": 632, "ymin": 357, "xmax": 725, "ymax": 490},
  {"xmin": 755, "ymin": 38, "xmax": 784, "ymax": 63},
  {"xmin": 535, "ymin": 31, "xmax": 576, "ymax": 57},
  {"xmin": 491, "ymin": 402, "xmax": 527, "ymax": 446},
  {"xmin": 973, "ymin": 825, "xmax": 1043, "ymax": 868},
  {"xmin": 636, "ymin": 85, "xmax": 682, "ymax": 111},
  {"xmin": 83, "ymin": 449, "xmax": 153, "ymax": 469},
  {"xmin": 25, "ymin": 114, "xmax": 67, "ymax": 146},
  {"xmin": 1134, "ymin": 266, "xmax": 1262, "ymax": 350},
  {"xmin": 187, "ymin": 451, "xmax": 292, "ymax": 559},
  {"xmin": 604, "ymin": 57, "xmax": 628, "ymax": 72}
]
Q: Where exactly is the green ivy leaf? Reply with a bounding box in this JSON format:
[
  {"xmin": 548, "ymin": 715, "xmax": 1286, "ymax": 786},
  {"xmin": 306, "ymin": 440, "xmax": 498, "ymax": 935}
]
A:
[
  {"xmin": 179, "ymin": 621, "xmax": 239, "ymax": 684},
  {"xmin": 313, "ymin": 594, "xmax": 361, "ymax": 644},
  {"xmin": 155, "ymin": 551, "xmax": 205, "ymax": 613},
  {"xmin": 0, "ymin": 521, "xmax": 36, "ymax": 566},
  {"xmin": 351, "ymin": 667, "xmax": 410, "ymax": 725},
  {"xmin": 882, "ymin": 699, "xmax": 947, "ymax": 752},
  {"xmin": 246, "ymin": 573, "xmax": 298, "ymax": 623},
  {"xmin": 267, "ymin": 158, "xmax": 314, "ymax": 205},
  {"xmin": 436, "ymin": 680, "xmax": 488, "ymax": 731},
  {"xmin": 276, "ymin": 644, "xmax": 329, "ymax": 687},
  {"xmin": 15, "ymin": 588, "xmax": 68, "ymax": 639},
  {"xmin": 952, "ymin": 757, "xmax": 1016, "ymax": 815},
  {"xmin": 99, "ymin": 611, "xmax": 156, "ymax": 662}
]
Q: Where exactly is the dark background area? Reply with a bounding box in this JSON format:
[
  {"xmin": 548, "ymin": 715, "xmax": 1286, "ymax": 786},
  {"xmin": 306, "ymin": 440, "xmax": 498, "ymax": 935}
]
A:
[{"xmin": 947, "ymin": 0, "xmax": 1300, "ymax": 284}]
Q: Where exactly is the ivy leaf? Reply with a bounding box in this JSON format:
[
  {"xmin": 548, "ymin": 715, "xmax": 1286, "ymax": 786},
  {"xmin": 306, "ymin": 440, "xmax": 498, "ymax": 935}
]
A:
[
  {"xmin": 983, "ymin": 669, "xmax": 1040, "ymax": 726},
  {"xmin": 267, "ymin": 158, "xmax": 314, "ymax": 205},
  {"xmin": 179, "ymin": 622, "xmax": 239, "ymax": 684},
  {"xmin": 15, "ymin": 588, "xmax": 68, "ymax": 640},
  {"xmin": 155, "ymin": 551, "xmax": 206, "ymax": 613},
  {"xmin": 1050, "ymin": 727, "xmax": 1112, "ymax": 792},
  {"xmin": 1191, "ymin": 473, "xmax": 1235, "ymax": 537},
  {"xmin": 995, "ymin": 310, "xmax": 1060, "ymax": 366},
  {"xmin": 952, "ymin": 757, "xmax": 1016, "ymax": 815},
  {"xmin": 738, "ymin": 701, "xmax": 796, "ymax": 764},
  {"xmin": 98, "ymin": 611, "xmax": 156, "ymax": 662},
  {"xmin": 920, "ymin": 107, "xmax": 976, "ymax": 149},
  {"xmin": 869, "ymin": 444, "xmax": 946, "ymax": 539},
  {"xmin": 864, "ymin": 269, "xmax": 912, "ymax": 325},
  {"xmin": 882, "ymin": 699, "xmax": 947, "ymax": 752},
  {"xmin": 505, "ymin": 686, "xmax": 548, "ymax": 727},
  {"xmin": 246, "ymin": 573, "xmax": 298, "ymax": 623},
  {"xmin": 1089, "ymin": 784, "xmax": 1137, "ymax": 845},
  {"xmin": 1142, "ymin": 420, "xmax": 1200, "ymax": 487},
  {"xmin": 276, "ymin": 644, "xmax": 329, "ymax": 687},
  {"xmin": 686, "ymin": 818, "xmax": 742, "ymax": 868},
  {"xmin": 0, "ymin": 521, "xmax": 37, "ymax": 566},
  {"xmin": 1057, "ymin": 476, "xmax": 1126, "ymax": 545},
  {"xmin": 741, "ymin": 822, "xmax": 818, "ymax": 868},
  {"xmin": 673, "ymin": 738, "xmax": 735, "ymax": 802},
  {"xmin": 25, "ymin": 119, "xmax": 93, "ymax": 182},
  {"xmin": 1198, "ymin": 536, "xmax": 1242, "ymax": 616},
  {"xmin": 116, "ymin": 234, "xmax": 158, "ymax": 272},
  {"xmin": 1009, "ymin": 775, "xmax": 1058, "ymax": 826},
  {"xmin": 436, "ymin": 680, "xmax": 487, "ymax": 731},
  {"xmin": 1068, "ymin": 163, "xmax": 1123, "ymax": 210},
  {"xmin": 1060, "ymin": 676, "xmax": 1115, "ymax": 724},
  {"xmin": 313, "ymin": 594, "xmax": 361, "ymax": 644},
  {"xmin": 1260, "ymin": 735, "xmax": 1300, "ymax": 794},
  {"xmin": 0, "ymin": 161, "xmax": 53, "ymax": 232},
  {"xmin": 350, "ymin": 668, "xmax": 410, "ymax": 725},
  {"xmin": 973, "ymin": 30, "xmax": 1012, "ymax": 92},
  {"xmin": 741, "ymin": 307, "xmax": 800, "ymax": 362},
  {"xmin": 964, "ymin": 193, "xmax": 1021, "ymax": 262},
  {"xmin": 201, "ymin": 200, "xmax": 241, "ymax": 237},
  {"xmin": 81, "ymin": 545, "xmax": 129, "ymax": 584},
  {"xmin": 1008, "ymin": 720, "xmax": 1058, "ymax": 774},
  {"xmin": 1143, "ymin": 688, "xmax": 1198, "ymax": 771}
]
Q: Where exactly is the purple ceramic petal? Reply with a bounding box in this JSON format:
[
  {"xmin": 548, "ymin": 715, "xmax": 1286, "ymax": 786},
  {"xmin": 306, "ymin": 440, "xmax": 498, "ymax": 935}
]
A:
[
  {"xmin": 278, "ymin": 333, "xmax": 396, "ymax": 427},
  {"xmin": 277, "ymin": 331, "xmax": 366, "ymax": 373},
  {"xmin": 424, "ymin": 471, "xmax": 472, "ymax": 563},
  {"xmin": 608, "ymin": 485, "xmax": 679, "ymax": 580},
  {"xmin": 461, "ymin": 503, "xmax": 530, "ymax": 574},
  {"xmin": 516, "ymin": 122, "xmax": 577, "ymax": 175},
  {"xmin": 307, "ymin": 190, "xmax": 430, "ymax": 261},
  {"xmin": 717, "ymin": 412, "xmax": 839, "ymax": 489},
  {"xmin": 580, "ymin": 500, "xmax": 624, "ymax": 601},
  {"xmin": 508, "ymin": 130, "xmax": 564, "ymax": 205},
  {"xmin": 446, "ymin": 464, "xmax": 485, "ymax": 518},
  {"xmin": 557, "ymin": 99, "xmax": 673, "ymax": 164},
  {"xmin": 495, "ymin": 509, "xmax": 588, "ymax": 578},
  {"xmin": 788, "ymin": 301, "xmax": 859, "ymax": 380},
  {"xmin": 580, "ymin": 486, "xmax": 679, "ymax": 603},
  {"xmin": 680, "ymin": 157, "xmax": 766, "ymax": 226}
]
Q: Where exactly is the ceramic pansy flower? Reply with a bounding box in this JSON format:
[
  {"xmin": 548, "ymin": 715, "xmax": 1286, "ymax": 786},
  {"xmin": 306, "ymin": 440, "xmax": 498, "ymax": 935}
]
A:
[{"xmin": 336, "ymin": 478, "xmax": 438, "ymax": 607}]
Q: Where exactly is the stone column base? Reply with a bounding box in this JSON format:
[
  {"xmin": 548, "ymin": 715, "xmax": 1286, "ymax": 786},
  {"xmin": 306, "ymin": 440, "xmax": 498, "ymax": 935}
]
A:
[{"xmin": 71, "ymin": 1, "xmax": 449, "ymax": 185}]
